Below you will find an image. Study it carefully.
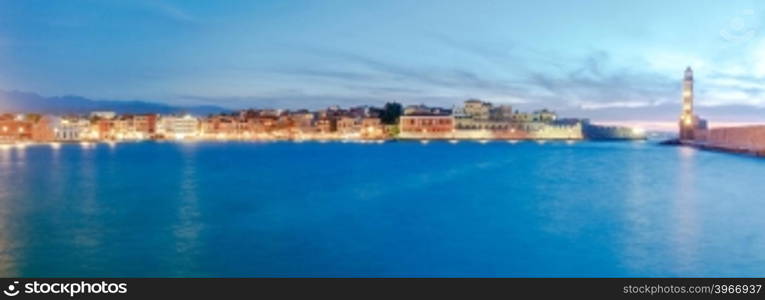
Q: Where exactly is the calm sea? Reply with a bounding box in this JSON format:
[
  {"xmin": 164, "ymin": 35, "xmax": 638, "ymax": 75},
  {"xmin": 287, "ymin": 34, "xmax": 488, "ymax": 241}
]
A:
[{"xmin": 1, "ymin": 140, "xmax": 764, "ymax": 277}]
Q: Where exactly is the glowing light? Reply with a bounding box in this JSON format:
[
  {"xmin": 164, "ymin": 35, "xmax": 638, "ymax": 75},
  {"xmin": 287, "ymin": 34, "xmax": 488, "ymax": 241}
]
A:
[
  {"xmin": 478, "ymin": 139, "xmax": 489, "ymax": 144},
  {"xmin": 420, "ymin": 139, "xmax": 429, "ymax": 144},
  {"xmin": 80, "ymin": 142, "xmax": 92, "ymax": 148},
  {"xmin": 1, "ymin": 126, "xmax": 7, "ymax": 132},
  {"xmin": 50, "ymin": 142, "xmax": 61, "ymax": 149},
  {"xmin": 632, "ymin": 127, "xmax": 646, "ymax": 136},
  {"xmin": 537, "ymin": 140, "xmax": 547, "ymax": 145},
  {"xmin": 449, "ymin": 139, "xmax": 459, "ymax": 144},
  {"xmin": 508, "ymin": 140, "xmax": 519, "ymax": 144},
  {"xmin": 566, "ymin": 140, "xmax": 576, "ymax": 145}
]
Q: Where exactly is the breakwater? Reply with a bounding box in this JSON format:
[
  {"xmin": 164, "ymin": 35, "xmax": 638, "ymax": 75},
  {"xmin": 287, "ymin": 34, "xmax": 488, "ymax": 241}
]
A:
[{"xmin": 663, "ymin": 125, "xmax": 765, "ymax": 157}]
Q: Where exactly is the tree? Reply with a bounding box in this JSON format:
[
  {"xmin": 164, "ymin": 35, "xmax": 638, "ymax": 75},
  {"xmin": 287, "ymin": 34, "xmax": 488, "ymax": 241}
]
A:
[{"xmin": 379, "ymin": 102, "xmax": 403, "ymax": 125}]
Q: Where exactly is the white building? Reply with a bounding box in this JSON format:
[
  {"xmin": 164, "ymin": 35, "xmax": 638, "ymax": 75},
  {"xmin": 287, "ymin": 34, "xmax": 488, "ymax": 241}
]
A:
[
  {"xmin": 90, "ymin": 111, "xmax": 117, "ymax": 120},
  {"xmin": 55, "ymin": 117, "xmax": 92, "ymax": 141},
  {"xmin": 159, "ymin": 115, "xmax": 200, "ymax": 140}
]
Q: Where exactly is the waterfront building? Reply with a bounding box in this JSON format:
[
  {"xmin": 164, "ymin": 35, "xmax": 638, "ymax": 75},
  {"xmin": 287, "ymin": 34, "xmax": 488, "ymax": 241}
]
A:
[
  {"xmin": 532, "ymin": 109, "xmax": 557, "ymax": 122},
  {"xmin": 512, "ymin": 112, "xmax": 533, "ymax": 123},
  {"xmin": 337, "ymin": 116, "xmax": 360, "ymax": 137},
  {"xmin": 316, "ymin": 118, "xmax": 332, "ymax": 134},
  {"xmin": 201, "ymin": 115, "xmax": 240, "ymax": 139},
  {"xmin": 463, "ymin": 99, "xmax": 492, "ymax": 120},
  {"xmin": 133, "ymin": 114, "xmax": 159, "ymax": 139},
  {"xmin": 93, "ymin": 118, "xmax": 115, "ymax": 140},
  {"xmin": 489, "ymin": 105, "xmax": 514, "ymax": 121},
  {"xmin": 404, "ymin": 105, "xmax": 451, "ymax": 116},
  {"xmin": 31, "ymin": 115, "xmax": 58, "ymax": 142},
  {"xmin": 90, "ymin": 111, "xmax": 117, "ymax": 120},
  {"xmin": 678, "ymin": 67, "xmax": 707, "ymax": 140},
  {"xmin": 281, "ymin": 111, "xmax": 317, "ymax": 139},
  {"xmin": 160, "ymin": 115, "xmax": 200, "ymax": 140},
  {"xmin": 403, "ymin": 105, "xmax": 428, "ymax": 116},
  {"xmin": 112, "ymin": 115, "xmax": 141, "ymax": 140},
  {"xmin": 250, "ymin": 116, "xmax": 280, "ymax": 138},
  {"xmin": 56, "ymin": 117, "xmax": 92, "ymax": 141},
  {"xmin": 399, "ymin": 114, "xmax": 455, "ymax": 139},
  {"xmin": 0, "ymin": 114, "xmax": 33, "ymax": 142},
  {"xmin": 360, "ymin": 117, "xmax": 385, "ymax": 139}
]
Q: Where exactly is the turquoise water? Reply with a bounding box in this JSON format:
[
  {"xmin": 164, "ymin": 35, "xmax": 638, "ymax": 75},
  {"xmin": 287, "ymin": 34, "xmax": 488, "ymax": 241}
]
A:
[{"xmin": 1, "ymin": 140, "xmax": 764, "ymax": 277}]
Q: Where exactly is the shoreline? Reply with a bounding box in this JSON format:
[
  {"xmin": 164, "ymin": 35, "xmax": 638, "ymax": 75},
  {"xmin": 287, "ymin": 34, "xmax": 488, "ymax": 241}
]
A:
[
  {"xmin": 2, "ymin": 136, "xmax": 646, "ymax": 145},
  {"xmin": 0, "ymin": 138, "xmax": 648, "ymax": 149}
]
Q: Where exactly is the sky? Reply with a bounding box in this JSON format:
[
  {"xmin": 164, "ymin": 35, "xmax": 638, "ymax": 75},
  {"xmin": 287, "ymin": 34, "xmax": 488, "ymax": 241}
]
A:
[{"xmin": 2, "ymin": 0, "xmax": 765, "ymax": 126}]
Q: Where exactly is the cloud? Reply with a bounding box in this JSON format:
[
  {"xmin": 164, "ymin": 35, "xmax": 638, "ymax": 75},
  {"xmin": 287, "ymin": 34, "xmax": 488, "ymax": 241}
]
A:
[
  {"xmin": 174, "ymin": 93, "xmax": 388, "ymax": 110},
  {"xmin": 301, "ymin": 47, "xmax": 530, "ymax": 95},
  {"xmin": 273, "ymin": 68, "xmax": 376, "ymax": 82}
]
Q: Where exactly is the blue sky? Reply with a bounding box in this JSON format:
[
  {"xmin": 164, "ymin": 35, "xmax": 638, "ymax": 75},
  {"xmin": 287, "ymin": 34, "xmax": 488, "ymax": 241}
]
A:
[{"xmin": 2, "ymin": 0, "xmax": 765, "ymax": 124}]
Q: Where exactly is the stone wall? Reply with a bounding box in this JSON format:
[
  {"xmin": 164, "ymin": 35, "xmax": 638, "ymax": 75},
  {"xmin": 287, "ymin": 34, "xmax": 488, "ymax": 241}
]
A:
[{"xmin": 703, "ymin": 126, "xmax": 765, "ymax": 151}]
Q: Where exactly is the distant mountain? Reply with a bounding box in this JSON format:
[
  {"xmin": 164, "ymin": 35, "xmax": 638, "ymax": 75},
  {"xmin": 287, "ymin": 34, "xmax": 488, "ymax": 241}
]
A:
[{"xmin": 0, "ymin": 90, "xmax": 229, "ymax": 116}]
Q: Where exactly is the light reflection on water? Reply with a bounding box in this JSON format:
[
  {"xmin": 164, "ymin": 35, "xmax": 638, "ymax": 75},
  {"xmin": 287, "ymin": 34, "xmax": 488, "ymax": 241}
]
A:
[
  {"xmin": 672, "ymin": 145, "xmax": 700, "ymax": 274},
  {"xmin": 0, "ymin": 141, "xmax": 764, "ymax": 277},
  {"xmin": 172, "ymin": 143, "xmax": 203, "ymax": 275}
]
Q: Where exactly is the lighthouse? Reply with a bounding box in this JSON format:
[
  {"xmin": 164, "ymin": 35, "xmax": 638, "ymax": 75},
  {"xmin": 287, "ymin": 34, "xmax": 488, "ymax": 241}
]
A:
[{"xmin": 679, "ymin": 67, "xmax": 707, "ymax": 141}]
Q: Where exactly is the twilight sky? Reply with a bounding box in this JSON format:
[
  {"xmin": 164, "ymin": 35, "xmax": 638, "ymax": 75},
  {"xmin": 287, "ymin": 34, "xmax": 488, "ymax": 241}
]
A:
[{"xmin": 2, "ymin": 0, "xmax": 765, "ymax": 124}]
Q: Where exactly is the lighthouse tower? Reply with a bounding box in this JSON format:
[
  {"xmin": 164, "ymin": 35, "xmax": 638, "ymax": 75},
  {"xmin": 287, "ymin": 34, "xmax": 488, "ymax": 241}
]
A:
[
  {"xmin": 679, "ymin": 67, "xmax": 707, "ymax": 141},
  {"xmin": 679, "ymin": 67, "xmax": 697, "ymax": 140}
]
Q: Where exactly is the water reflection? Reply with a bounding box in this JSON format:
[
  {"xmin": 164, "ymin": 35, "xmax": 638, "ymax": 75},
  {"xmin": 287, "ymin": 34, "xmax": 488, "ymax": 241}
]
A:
[
  {"xmin": 71, "ymin": 145, "xmax": 104, "ymax": 265},
  {"xmin": 12, "ymin": 146, "xmax": 25, "ymax": 165},
  {"xmin": 172, "ymin": 144, "xmax": 203, "ymax": 274},
  {"xmin": 621, "ymin": 142, "xmax": 656, "ymax": 275},
  {"xmin": 0, "ymin": 145, "xmax": 11, "ymax": 166},
  {"xmin": 671, "ymin": 146, "xmax": 700, "ymax": 274},
  {"xmin": 0, "ymin": 170, "xmax": 18, "ymax": 276},
  {"xmin": 0, "ymin": 145, "xmax": 20, "ymax": 276}
]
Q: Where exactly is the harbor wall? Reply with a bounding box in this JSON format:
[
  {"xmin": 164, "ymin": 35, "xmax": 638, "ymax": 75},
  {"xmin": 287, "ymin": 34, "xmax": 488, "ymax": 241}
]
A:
[{"xmin": 698, "ymin": 126, "xmax": 765, "ymax": 152}]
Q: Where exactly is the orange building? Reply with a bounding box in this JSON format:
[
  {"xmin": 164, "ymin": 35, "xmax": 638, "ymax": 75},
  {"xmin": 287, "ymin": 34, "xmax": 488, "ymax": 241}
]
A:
[
  {"xmin": 0, "ymin": 114, "xmax": 33, "ymax": 142},
  {"xmin": 360, "ymin": 117, "xmax": 385, "ymax": 139},
  {"xmin": 399, "ymin": 115, "xmax": 454, "ymax": 139},
  {"xmin": 134, "ymin": 114, "xmax": 158, "ymax": 138},
  {"xmin": 31, "ymin": 116, "xmax": 58, "ymax": 142},
  {"xmin": 202, "ymin": 115, "xmax": 242, "ymax": 139}
]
